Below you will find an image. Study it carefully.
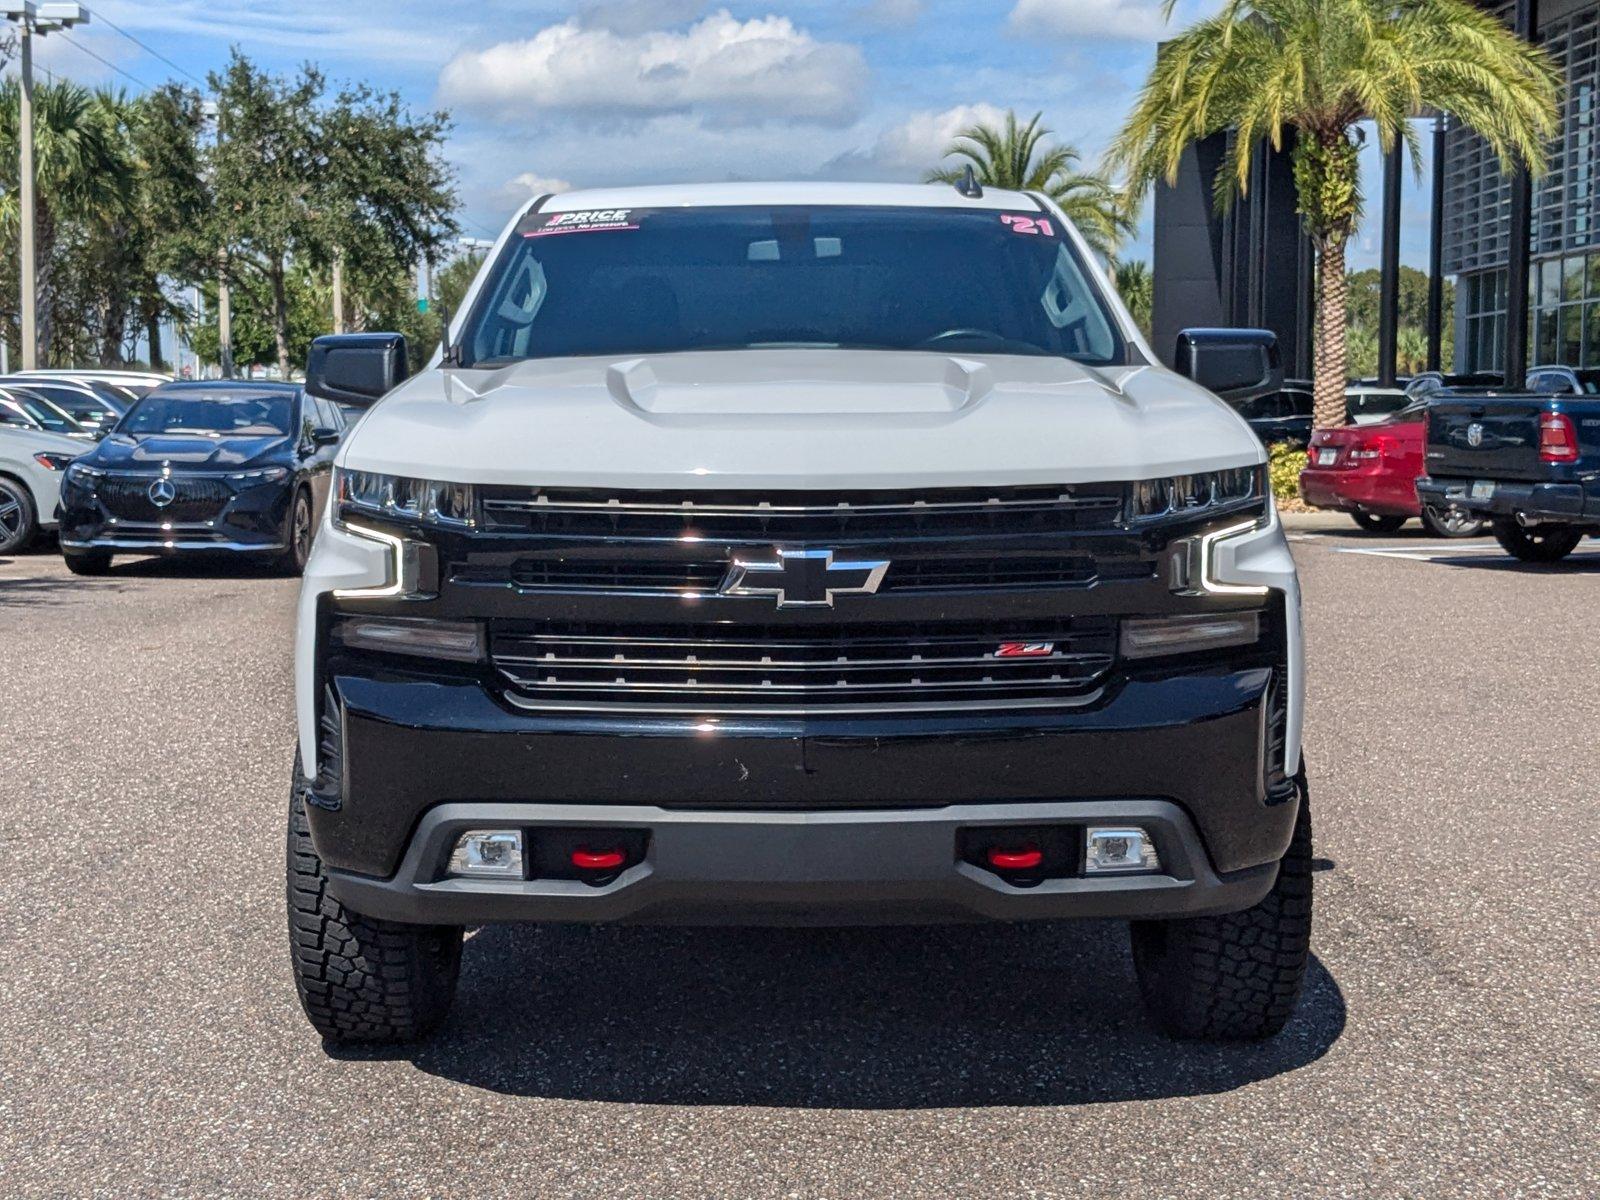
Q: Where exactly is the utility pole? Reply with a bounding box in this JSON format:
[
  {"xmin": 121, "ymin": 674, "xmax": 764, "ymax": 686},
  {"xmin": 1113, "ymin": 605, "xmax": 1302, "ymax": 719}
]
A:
[
  {"xmin": 331, "ymin": 255, "xmax": 345, "ymax": 333},
  {"xmin": 202, "ymin": 97, "xmax": 234, "ymax": 378},
  {"xmin": 2, "ymin": 4, "xmax": 89, "ymax": 370}
]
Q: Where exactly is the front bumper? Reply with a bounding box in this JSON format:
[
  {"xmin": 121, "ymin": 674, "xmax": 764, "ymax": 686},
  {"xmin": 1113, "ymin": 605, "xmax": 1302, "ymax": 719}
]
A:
[
  {"xmin": 58, "ymin": 474, "xmax": 292, "ymax": 554},
  {"xmin": 1417, "ymin": 476, "xmax": 1600, "ymax": 526},
  {"xmin": 324, "ymin": 797, "xmax": 1278, "ymax": 927}
]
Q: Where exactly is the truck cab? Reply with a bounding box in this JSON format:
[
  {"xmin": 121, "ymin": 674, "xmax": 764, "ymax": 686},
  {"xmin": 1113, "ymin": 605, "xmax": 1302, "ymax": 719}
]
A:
[{"xmin": 285, "ymin": 182, "xmax": 1311, "ymax": 1046}]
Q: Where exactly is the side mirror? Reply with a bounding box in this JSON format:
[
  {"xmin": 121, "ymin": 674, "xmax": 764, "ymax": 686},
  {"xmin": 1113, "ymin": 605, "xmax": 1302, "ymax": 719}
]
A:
[
  {"xmin": 1173, "ymin": 328, "xmax": 1282, "ymax": 404},
  {"xmin": 305, "ymin": 333, "xmax": 409, "ymax": 409},
  {"xmin": 312, "ymin": 428, "xmax": 341, "ymax": 446}
]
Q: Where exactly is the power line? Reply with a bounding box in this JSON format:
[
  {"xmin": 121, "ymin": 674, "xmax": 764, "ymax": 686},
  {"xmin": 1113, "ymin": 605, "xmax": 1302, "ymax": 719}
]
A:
[
  {"xmin": 81, "ymin": 6, "xmax": 207, "ymax": 89},
  {"xmin": 53, "ymin": 28, "xmax": 156, "ymax": 91}
]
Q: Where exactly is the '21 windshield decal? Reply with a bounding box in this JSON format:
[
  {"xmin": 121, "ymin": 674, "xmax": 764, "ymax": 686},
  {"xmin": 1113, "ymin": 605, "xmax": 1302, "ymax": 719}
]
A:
[{"xmin": 1001, "ymin": 214, "xmax": 1055, "ymax": 236}]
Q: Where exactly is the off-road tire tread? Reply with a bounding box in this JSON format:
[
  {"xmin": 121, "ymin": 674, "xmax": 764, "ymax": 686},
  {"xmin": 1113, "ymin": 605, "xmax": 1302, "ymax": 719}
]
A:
[
  {"xmin": 1130, "ymin": 785, "xmax": 1313, "ymax": 1040},
  {"xmin": 286, "ymin": 765, "xmax": 461, "ymax": 1044}
]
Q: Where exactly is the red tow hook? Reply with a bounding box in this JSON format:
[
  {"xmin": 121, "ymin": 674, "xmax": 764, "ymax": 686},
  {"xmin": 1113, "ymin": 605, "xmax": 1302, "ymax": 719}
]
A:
[
  {"xmin": 571, "ymin": 847, "xmax": 627, "ymax": 871},
  {"xmin": 986, "ymin": 846, "xmax": 1044, "ymax": 871}
]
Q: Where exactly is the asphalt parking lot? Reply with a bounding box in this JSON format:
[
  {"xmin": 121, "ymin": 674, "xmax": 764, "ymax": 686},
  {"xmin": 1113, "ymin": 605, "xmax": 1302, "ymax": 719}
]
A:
[{"xmin": 2, "ymin": 518, "xmax": 1596, "ymax": 1199}]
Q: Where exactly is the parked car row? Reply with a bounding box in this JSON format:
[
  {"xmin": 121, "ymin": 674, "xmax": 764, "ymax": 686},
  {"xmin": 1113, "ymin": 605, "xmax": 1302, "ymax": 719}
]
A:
[
  {"xmin": 1297, "ymin": 366, "xmax": 1600, "ymax": 547},
  {"xmin": 0, "ymin": 372, "xmax": 348, "ymax": 569}
]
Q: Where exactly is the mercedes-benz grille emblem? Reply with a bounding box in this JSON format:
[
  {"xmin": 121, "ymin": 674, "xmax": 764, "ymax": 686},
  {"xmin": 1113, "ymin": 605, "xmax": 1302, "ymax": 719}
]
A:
[
  {"xmin": 1466, "ymin": 422, "xmax": 1484, "ymax": 448},
  {"xmin": 148, "ymin": 478, "xmax": 177, "ymax": 508},
  {"xmin": 718, "ymin": 548, "xmax": 889, "ymax": 608}
]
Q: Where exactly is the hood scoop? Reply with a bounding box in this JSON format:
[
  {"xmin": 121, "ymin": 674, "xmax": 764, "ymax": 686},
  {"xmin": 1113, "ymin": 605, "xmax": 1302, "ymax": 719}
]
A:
[{"xmin": 603, "ymin": 351, "xmax": 996, "ymax": 417}]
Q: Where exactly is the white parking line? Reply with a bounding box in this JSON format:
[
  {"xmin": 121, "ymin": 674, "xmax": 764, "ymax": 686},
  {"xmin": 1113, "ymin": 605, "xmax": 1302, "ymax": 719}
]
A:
[{"xmin": 1331, "ymin": 543, "xmax": 1600, "ymax": 563}]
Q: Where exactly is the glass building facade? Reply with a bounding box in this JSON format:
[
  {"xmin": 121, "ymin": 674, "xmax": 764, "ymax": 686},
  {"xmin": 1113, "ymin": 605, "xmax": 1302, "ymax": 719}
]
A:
[{"xmin": 1445, "ymin": 0, "xmax": 1600, "ymax": 372}]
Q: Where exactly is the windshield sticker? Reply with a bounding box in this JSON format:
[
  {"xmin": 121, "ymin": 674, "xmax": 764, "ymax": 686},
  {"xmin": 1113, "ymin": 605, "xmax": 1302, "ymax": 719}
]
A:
[
  {"xmin": 1001, "ymin": 214, "xmax": 1055, "ymax": 236},
  {"xmin": 525, "ymin": 209, "xmax": 639, "ymax": 237}
]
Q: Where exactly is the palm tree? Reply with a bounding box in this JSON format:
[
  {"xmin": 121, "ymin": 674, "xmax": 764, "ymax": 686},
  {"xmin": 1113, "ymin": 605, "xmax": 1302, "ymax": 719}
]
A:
[
  {"xmin": 926, "ymin": 110, "xmax": 1134, "ymax": 259},
  {"xmin": 1109, "ymin": 0, "xmax": 1560, "ymax": 429},
  {"xmin": 0, "ymin": 79, "xmax": 133, "ymax": 363},
  {"xmin": 1114, "ymin": 259, "xmax": 1153, "ymax": 336}
]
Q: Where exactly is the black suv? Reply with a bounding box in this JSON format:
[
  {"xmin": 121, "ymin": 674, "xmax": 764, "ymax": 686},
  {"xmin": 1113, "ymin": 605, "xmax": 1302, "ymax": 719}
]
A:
[{"xmin": 57, "ymin": 381, "xmax": 345, "ymax": 575}]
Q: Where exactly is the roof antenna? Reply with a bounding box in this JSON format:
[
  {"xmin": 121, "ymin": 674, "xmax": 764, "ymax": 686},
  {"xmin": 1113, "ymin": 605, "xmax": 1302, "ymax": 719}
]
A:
[{"xmin": 954, "ymin": 164, "xmax": 984, "ymax": 199}]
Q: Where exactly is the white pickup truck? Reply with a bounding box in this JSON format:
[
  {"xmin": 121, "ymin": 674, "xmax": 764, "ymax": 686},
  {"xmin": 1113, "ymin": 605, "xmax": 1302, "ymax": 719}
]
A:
[{"xmin": 286, "ymin": 181, "xmax": 1310, "ymax": 1045}]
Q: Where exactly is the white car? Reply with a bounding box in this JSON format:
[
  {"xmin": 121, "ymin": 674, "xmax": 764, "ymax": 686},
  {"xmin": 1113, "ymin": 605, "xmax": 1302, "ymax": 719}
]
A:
[
  {"xmin": 0, "ymin": 425, "xmax": 81, "ymax": 553},
  {"xmin": 287, "ymin": 181, "xmax": 1309, "ymax": 1046}
]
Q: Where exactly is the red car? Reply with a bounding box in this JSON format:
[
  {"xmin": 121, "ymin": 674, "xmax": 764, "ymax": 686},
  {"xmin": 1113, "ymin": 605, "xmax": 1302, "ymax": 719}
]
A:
[{"xmin": 1299, "ymin": 402, "xmax": 1485, "ymax": 537}]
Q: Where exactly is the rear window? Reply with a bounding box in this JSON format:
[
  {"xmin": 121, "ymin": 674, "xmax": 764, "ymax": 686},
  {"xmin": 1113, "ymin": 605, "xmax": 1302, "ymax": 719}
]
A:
[{"xmin": 464, "ymin": 204, "xmax": 1126, "ymax": 367}]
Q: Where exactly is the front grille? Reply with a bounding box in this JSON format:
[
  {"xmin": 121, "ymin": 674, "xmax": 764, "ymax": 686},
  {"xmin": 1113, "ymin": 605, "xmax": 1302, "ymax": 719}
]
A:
[
  {"xmin": 478, "ymin": 484, "xmax": 1126, "ymax": 539},
  {"xmin": 478, "ymin": 552, "xmax": 1151, "ymax": 596},
  {"xmin": 490, "ymin": 617, "xmax": 1118, "ymax": 713},
  {"xmin": 97, "ymin": 475, "xmax": 232, "ymax": 524}
]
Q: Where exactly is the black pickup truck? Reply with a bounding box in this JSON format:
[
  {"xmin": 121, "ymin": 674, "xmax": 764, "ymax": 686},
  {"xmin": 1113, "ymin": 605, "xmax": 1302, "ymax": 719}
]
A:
[{"xmin": 1418, "ymin": 375, "xmax": 1600, "ymax": 562}]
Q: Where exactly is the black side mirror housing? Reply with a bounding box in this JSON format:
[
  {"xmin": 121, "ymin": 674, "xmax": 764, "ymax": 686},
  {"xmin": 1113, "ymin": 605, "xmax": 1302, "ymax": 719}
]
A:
[
  {"xmin": 312, "ymin": 428, "xmax": 341, "ymax": 446},
  {"xmin": 305, "ymin": 333, "xmax": 409, "ymax": 409},
  {"xmin": 1173, "ymin": 328, "xmax": 1282, "ymax": 404}
]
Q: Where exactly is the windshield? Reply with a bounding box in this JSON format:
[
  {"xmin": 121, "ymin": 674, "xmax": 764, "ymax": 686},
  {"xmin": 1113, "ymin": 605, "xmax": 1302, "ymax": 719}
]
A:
[
  {"xmin": 3, "ymin": 390, "xmax": 80, "ymax": 433},
  {"xmin": 463, "ymin": 204, "xmax": 1126, "ymax": 367},
  {"xmin": 118, "ymin": 388, "xmax": 294, "ymax": 436}
]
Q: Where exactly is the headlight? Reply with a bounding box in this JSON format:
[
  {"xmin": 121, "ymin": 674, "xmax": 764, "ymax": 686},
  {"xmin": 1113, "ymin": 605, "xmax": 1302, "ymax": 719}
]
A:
[
  {"xmin": 334, "ymin": 467, "xmax": 477, "ymax": 528},
  {"xmin": 34, "ymin": 452, "xmax": 77, "ymax": 471},
  {"xmin": 1127, "ymin": 465, "xmax": 1262, "ymax": 521},
  {"xmin": 64, "ymin": 461, "xmax": 103, "ymax": 482},
  {"xmin": 227, "ymin": 467, "xmax": 289, "ymax": 483}
]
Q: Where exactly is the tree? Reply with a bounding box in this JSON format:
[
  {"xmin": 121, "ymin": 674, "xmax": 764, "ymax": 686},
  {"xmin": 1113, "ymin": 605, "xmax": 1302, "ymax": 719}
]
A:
[
  {"xmin": 1109, "ymin": 0, "xmax": 1560, "ymax": 429},
  {"xmin": 206, "ymin": 52, "xmax": 458, "ymax": 375},
  {"xmin": 1113, "ymin": 260, "xmax": 1153, "ymax": 337},
  {"xmin": 926, "ymin": 110, "xmax": 1133, "ymax": 258},
  {"xmin": 0, "ymin": 78, "xmax": 132, "ymax": 363}
]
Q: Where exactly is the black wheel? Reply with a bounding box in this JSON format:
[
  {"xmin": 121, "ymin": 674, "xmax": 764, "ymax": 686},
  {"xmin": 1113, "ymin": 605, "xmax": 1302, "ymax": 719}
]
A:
[
  {"xmin": 63, "ymin": 549, "xmax": 113, "ymax": 575},
  {"xmin": 1130, "ymin": 780, "xmax": 1313, "ymax": 1040},
  {"xmin": 0, "ymin": 476, "xmax": 38, "ymax": 554},
  {"xmin": 274, "ymin": 488, "xmax": 314, "ymax": 576},
  {"xmin": 286, "ymin": 754, "xmax": 462, "ymax": 1044},
  {"xmin": 1420, "ymin": 504, "xmax": 1486, "ymax": 539},
  {"xmin": 1351, "ymin": 511, "xmax": 1407, "ymax": 534},
  {"xmin": 1491, "ymin": 518, "xmax": 1583, "ymax": 563}
]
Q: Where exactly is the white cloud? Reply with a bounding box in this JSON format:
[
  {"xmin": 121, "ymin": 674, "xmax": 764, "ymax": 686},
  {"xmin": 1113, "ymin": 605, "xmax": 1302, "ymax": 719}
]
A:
[
  {"xmin": 438, "ymin": 10, "xmax": 869, "ymax": 128},
  {"xmin": 817, "ymin": 103, "xmax": 1008, "ymax": 180},
  {"xmin": 1006, "ymin": 0, "xmax": 1170, "ymax": 42},
  {"xmin": 505, "ymin": 171, "xmax": 575, "ymax": 198}
]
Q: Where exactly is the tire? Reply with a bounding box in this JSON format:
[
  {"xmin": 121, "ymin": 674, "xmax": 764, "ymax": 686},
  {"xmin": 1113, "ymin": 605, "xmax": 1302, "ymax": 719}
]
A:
[
  {"xmin": 1351, "ymin": 511, "xmax": 1407, "ymax": 534},
  {"xmin": 1491, "ymin": 518, "xmax": 1583, "ymax": 563},
  {"xmin": 63, "ymin": 549, "xmax": 113, "ymax": 575},
  {"xmin": 274, "ymin": 487, "xmax": 314, "ymax": 576},
  {"xmin": 0, "ymin": 476, "xmax": 38, "ymax": 554},
  {"xmin": 1130, "ymin": 781, "xmax": 1313, "ymax": 1040},
  {"xmin": 286, "ymin": 755, "xmax": 462, "ymax": 1044},
  {"xmin": 1420, "ymin": 504, "xmax": 1486, "ymax": 539}
]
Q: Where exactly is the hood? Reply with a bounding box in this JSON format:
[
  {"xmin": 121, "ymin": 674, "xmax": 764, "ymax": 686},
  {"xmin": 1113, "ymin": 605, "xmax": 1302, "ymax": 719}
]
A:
[
  {"xmin": 90, "ymin": 432, "xmax": 291, "ymax": 470},
  {"xmin": 0, "ymin": 425, "xmax": 85, "ymax": 458},
  {"xmin": 342, "ymin": 349, "xmax": 1262, "ymax": 489}
]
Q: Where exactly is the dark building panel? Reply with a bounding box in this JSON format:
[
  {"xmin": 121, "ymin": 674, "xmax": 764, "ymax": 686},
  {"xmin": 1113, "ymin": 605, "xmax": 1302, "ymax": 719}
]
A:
[{"xmin": 1152, "ymin": 132, "xmax": 1313, "ymax": 378}]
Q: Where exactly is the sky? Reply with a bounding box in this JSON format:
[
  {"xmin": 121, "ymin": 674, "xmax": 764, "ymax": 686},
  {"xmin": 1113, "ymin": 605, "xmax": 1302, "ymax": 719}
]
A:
[{"xmin": 22, "ymin": 0, "xmax": 1435, "ymax": 270}]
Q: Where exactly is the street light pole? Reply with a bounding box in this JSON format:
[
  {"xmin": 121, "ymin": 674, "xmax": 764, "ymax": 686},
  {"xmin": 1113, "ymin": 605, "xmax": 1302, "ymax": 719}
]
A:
[
  {"xmin": 2, "ymin": 3, "xmax": 89, "ymax": 370},
  {"xmin": 17, "ymin": 19, "xmax": 36, "ymax": 369}
]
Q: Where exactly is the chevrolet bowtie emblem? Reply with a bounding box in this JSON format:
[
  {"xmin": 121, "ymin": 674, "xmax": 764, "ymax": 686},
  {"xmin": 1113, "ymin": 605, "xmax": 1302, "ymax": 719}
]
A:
[{"xmin": 718, "ymin": 548, "xmax": 889, "ymax": 608}]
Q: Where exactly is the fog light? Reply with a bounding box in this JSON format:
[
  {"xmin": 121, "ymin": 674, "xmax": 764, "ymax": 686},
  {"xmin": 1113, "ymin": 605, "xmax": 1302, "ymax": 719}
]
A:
[
  {"xmin": 1085, "ymin": 827, "xmax": 1160, "ymax": 874},
  {"xmin": 448, "ymin": 829, "xmax": 524, "ymax": 878}
]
